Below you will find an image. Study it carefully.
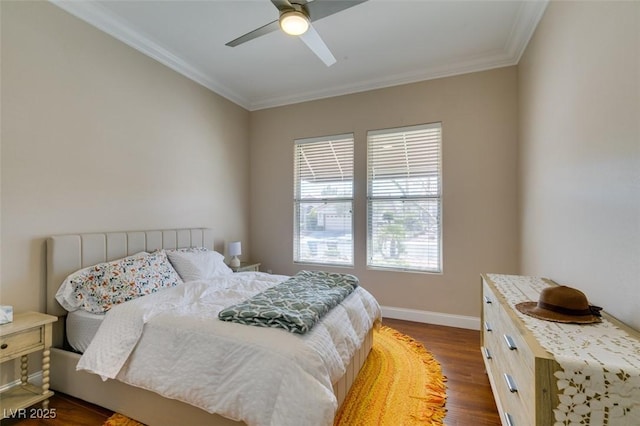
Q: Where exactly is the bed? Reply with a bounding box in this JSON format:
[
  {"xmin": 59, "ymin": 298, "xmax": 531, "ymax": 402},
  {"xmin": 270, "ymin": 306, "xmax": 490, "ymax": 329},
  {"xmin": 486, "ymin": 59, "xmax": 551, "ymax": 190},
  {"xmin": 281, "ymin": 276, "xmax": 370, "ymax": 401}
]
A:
[{"xmin": 46, "ymin": 228, "xmax": 380, "ymax": 426}]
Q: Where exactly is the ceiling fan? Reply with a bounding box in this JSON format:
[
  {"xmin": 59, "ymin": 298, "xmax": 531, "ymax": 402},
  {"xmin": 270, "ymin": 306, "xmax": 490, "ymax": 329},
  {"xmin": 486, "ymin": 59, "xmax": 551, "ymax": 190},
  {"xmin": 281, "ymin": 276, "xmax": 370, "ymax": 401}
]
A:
[{"xmin": 225, "ymin": 0, "xmax": 367, "ymax": 67}]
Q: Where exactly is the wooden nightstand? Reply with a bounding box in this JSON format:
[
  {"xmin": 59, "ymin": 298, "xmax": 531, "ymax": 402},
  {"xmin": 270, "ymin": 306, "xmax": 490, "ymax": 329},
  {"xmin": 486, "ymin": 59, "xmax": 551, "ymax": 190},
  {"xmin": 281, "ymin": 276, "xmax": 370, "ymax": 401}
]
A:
[
  {"xmin": 230, "ymin": 262, "xmax": 261, "ymax": 272},
  {"xmin": 0, "ymin": 311, "xmax": 57, "ymax": 418}
]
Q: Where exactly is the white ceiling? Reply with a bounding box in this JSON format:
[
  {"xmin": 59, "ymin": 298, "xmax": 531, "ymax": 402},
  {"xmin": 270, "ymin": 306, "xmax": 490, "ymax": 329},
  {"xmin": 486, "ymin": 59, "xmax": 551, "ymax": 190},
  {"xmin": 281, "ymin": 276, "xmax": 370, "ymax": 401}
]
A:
[{"xmin": 51, "ymin": 0, "xmax": 548, "ymax": 111}]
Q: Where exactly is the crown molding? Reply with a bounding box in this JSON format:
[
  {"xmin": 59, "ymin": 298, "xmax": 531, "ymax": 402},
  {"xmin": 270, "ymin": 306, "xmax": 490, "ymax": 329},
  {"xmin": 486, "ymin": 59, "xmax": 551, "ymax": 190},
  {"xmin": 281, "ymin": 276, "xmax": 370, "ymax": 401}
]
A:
[
  {"xmin": 248, "ymin": 49, "xmax": 517, "ymax": 110},
  {"xmin": 506, "ymin": 0, "xmax": 549, "ymax": 63},
  {"xmin": 49, "ymin": 0, "xmax": 548, "ymax": 112}
]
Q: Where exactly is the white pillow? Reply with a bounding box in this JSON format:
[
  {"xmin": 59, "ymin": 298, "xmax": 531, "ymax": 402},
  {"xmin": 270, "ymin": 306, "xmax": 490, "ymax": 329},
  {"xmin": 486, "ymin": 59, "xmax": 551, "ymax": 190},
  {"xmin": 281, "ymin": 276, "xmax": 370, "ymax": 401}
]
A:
[{"xmin": 166, "ymin": 248, "xmax": 233, "ymax": 282}]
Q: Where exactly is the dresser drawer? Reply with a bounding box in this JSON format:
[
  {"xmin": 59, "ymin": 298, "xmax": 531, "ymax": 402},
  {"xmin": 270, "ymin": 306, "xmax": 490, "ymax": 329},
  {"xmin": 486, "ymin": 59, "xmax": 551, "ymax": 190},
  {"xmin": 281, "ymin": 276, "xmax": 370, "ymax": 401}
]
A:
[
  {"xmin": 0, "ymin": 327, "xmax": 43, "ymax": 361},
  {"xmin": 491, "ymin": 340, "xmax": 536, "ymax": 421},
  {"xmin": 483, "ymin": 282, "xmax": 536, "ymax": 370},
  {"xmin": 483, "ymin": 282, "xmax": 521, "ymax": 354}
]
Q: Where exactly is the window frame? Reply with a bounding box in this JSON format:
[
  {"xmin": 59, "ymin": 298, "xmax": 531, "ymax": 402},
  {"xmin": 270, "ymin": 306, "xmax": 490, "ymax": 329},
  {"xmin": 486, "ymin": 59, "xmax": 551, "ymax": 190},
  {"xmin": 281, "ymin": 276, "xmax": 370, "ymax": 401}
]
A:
[
  {"xmin": 293, "ymin": 133, "xmax": 355, "ymax": 267},
  {"xmin": 366, "ymin": 122, "xmax": 443, "ymax": 273}
]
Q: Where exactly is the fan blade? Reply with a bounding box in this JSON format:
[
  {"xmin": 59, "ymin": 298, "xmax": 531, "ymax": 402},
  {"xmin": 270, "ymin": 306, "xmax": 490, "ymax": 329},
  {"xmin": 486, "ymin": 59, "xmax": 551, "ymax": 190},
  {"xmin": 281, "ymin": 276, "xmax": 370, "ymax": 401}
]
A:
[
  {"xmin": 270, "ymin": 0, "xmax": 294, "ymax": 12},
  {"xmin": 306, "ymin": 0, "xmax": 368, "ymax": 22},
  {"xmin": 227, "ymin": 0, "xmax": 292, "ymax": 47},
  {"xmin": 226, "ymin": 19, "xmax": 280, "ymax": 47},
  {"xmin": 299, "ymin": 24, "xmax": 336, "ymax": 66}
]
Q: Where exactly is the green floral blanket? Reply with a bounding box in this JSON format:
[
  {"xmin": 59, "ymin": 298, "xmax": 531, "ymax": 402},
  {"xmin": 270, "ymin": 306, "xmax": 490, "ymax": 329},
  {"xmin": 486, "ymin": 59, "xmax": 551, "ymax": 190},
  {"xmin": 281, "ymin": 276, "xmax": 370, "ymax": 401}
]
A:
[{"xmin": 218, "ymin": 270, "xmax": 359, "ymax": 334}]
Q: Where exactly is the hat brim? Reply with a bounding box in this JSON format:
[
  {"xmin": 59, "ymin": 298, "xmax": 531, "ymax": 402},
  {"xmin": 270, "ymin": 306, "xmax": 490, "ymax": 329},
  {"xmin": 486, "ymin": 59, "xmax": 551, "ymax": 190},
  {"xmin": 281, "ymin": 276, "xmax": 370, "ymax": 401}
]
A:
[{"xmin": 515, "ymin": 301, "xmax": 601, "ymax": 324}]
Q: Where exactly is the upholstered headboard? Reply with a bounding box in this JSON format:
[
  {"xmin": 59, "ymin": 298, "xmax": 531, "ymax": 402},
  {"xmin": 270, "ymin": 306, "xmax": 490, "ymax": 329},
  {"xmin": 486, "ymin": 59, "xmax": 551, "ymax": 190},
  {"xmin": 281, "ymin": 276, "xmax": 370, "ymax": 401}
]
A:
[{"xmin": 46, "ymin": 228, "xmax": 215, "ymax": 317}]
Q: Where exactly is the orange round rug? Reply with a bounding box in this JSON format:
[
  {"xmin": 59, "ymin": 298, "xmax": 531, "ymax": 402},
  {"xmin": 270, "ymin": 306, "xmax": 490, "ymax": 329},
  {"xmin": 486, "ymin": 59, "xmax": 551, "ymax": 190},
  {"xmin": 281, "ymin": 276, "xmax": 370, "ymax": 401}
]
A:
[
  {"xmin": 334, "ymin": 325, "xmax": 447, "ymax": 425},
  {"xmin": 103, "ymin": 413, "xmax": 144, "ymax": 426},
  {"xmin": 104, "ymin": 326, "xmax": 447, "ymax": 426}
]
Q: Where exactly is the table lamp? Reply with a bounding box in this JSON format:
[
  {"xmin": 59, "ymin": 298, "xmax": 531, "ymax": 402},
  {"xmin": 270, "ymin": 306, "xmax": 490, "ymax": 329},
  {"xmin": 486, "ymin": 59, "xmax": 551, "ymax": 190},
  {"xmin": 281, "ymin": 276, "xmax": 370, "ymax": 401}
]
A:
[{"xmin": 228, "ymin": 241, "xmax": 241, "ymax": 268}]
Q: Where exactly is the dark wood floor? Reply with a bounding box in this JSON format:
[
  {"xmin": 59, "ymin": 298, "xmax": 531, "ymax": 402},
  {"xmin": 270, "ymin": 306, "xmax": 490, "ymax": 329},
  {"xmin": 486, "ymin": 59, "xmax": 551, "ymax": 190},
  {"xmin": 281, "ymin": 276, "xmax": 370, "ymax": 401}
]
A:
[
  {"xmin": 2, "ymin": 318, "xmax": 500, "ymax": 425},
  {"xmin": 384, "ymin": 318, "xmax": 500, "ymax": 426}
]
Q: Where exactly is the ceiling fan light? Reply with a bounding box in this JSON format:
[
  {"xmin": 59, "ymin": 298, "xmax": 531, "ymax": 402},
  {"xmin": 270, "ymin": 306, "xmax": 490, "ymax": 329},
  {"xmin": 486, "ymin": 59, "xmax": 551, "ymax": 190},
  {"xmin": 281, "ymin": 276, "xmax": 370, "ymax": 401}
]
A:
[{"xmin": 280, "ymin": 10, "xmax": 310, "ymax": 36}]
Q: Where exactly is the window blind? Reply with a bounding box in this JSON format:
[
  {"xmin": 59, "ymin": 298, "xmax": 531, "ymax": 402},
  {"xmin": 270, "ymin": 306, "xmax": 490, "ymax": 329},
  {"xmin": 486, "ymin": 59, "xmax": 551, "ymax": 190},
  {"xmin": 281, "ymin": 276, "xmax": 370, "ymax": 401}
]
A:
[
  {"xmin": 294, "ymin": 134, "xmax": 354, "ymax": 266},
  {"xmin": 367, "ymin": 123, "xmax": 442, "ymax": 272}
]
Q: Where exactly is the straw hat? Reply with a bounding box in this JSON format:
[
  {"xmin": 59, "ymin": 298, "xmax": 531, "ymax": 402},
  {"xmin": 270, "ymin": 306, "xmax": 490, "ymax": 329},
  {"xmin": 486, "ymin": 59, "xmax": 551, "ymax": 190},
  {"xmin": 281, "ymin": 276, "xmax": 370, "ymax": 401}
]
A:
[{"xmin": 515, "ymin": 285, "xmax": 602, "ymax": 324}]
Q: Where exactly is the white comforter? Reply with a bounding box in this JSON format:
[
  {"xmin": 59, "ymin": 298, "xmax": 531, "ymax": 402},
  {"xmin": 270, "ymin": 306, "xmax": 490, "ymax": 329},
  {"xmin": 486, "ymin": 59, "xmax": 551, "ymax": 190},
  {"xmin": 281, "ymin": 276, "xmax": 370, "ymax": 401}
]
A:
[{"xmin": 77, "ymin": 272, "xmax": 381, "ymax": 426}]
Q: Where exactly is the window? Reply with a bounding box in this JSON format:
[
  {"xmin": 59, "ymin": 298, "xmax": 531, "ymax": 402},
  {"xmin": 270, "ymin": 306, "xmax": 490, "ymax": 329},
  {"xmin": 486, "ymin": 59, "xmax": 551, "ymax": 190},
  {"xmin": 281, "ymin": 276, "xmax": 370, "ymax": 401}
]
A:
[
  {"xmin": 294, "ymin": 134, "xmax": 354, "ymax": 266},
  {"xmin": 367, "ymin": 123, "xmax": 442, "ymax": 272}
]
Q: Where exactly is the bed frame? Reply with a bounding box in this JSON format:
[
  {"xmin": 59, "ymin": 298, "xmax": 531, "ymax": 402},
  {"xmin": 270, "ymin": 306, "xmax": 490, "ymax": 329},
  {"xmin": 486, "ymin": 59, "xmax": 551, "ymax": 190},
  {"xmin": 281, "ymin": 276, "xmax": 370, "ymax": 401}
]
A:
[{"xmin": 46, "ymin": 228, "xmax": 372, "ymax": 426}]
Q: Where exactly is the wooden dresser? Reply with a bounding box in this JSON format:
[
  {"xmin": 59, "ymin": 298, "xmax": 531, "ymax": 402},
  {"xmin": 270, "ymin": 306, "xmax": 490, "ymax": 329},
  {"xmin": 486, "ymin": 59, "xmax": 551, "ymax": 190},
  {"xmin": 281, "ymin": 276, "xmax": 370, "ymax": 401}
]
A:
[{"xmin": 480, "ymin": 274, "xmax": 640, "ymax": 426}]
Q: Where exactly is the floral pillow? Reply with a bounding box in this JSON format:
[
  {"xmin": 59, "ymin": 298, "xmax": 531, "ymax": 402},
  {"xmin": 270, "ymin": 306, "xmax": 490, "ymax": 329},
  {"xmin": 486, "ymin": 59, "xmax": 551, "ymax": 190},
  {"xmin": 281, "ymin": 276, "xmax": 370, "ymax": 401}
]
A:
[
  {"xmin": 166, "ymin": 248, "xmax": 233, "ymax": 282},
  {"xmin": 55, "ymin": 251, "xmax": 183, "ymax": 314}
]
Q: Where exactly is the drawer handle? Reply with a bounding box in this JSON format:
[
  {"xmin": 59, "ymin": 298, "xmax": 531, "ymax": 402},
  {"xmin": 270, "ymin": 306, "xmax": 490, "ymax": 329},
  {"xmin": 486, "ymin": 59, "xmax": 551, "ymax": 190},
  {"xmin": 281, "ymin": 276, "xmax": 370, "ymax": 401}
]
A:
[
  {"xmin": 484, "ymin": 322, "xmax": 492, "ymax": 332},
  {"xmin": 0, "ymin": 343, "xmax": 7, "ymax": 350},
  {"xmin": 504, "ymin": 412, "xmax": 515, "ymax": 426},
  {"xmin": 482, "ymin": 346, "xmax": 492, "ymax": 359},
  {"xmin": 504, "ymin": 373, "xmax": 518, "ymax": 392},
  {"xmin": 483, "ymin": 296, "xmax": 492, "ymax": 304},
  {"xmin": 503, "ymin": 334, "xmax": 517, "ymax": 350}
]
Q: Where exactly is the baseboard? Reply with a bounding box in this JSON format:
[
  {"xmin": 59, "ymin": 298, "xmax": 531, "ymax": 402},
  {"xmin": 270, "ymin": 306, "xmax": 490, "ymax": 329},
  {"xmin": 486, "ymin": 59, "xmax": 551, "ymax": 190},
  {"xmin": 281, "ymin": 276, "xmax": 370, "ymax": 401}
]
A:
[
  {"xmin": 381, "ymin": 305, "xmax": 480, "ymax": 330},
  {"xmin": 0, "ymin": 371, "xmax": 43, "ymax": 392}
]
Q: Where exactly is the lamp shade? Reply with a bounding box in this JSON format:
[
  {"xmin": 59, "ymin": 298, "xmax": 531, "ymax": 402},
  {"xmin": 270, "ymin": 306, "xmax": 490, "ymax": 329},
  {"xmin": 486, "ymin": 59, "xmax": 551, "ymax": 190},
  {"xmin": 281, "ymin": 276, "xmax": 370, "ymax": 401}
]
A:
[{"xmin": 228, "ymin": 241, "xmax": 242, "ymax": 257}]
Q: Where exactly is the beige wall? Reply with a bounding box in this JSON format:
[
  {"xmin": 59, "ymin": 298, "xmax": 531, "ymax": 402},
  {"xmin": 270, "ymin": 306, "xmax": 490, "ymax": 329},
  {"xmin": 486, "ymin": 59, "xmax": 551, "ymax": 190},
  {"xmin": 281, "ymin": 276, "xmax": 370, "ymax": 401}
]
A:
[
  {"xmin": 249, "ymin": 67, "xmax": 520, "ymax": 320},
  {"xmin": 1, "ymin": 2, "xmax": 251, "ymax": 314},
  {"xmin": 518, "ymin": 1, "xmax": 640, "ymax": 329}
]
